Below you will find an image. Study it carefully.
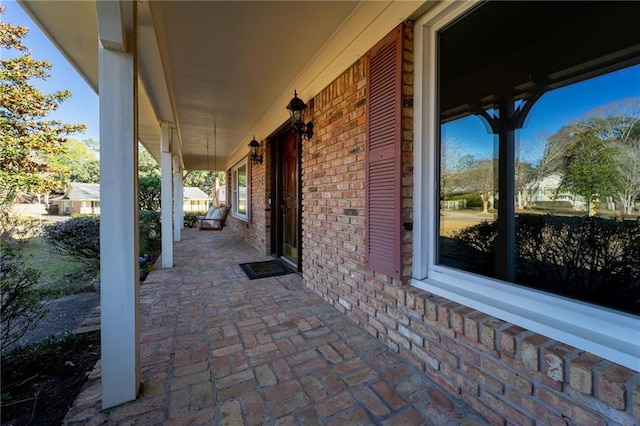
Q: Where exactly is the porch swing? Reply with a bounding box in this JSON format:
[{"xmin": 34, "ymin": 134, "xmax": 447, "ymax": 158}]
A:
[{"xmin": 197, "ymin": 123, "xmax": 231, "ymax": 230}]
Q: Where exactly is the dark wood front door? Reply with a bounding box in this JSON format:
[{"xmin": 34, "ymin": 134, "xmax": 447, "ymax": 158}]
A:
[
  {"xmin": 282, "ymin": 132, "xmax": 299, "ymax": 264},
  {"xmin": 271, "ymin": 130, "xmax": 301, "ymax": 269}
]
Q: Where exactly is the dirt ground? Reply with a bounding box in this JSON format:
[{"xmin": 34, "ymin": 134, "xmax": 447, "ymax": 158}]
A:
[{"xmin": 1, "ymin": 332, "xmax": 100, "ymax": 426}]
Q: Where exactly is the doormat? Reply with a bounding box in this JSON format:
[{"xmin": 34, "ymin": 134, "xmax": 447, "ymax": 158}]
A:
[{"xmin": 239, "ymin": 259, "xmax": 296, "ymax": 280}]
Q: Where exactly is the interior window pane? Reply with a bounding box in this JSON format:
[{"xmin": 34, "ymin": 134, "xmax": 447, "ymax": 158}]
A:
[
  {"xmin": 237, "ymin": 164, "xmax": 247, "ymax": 215},
  {"xmin": 436, "ymin": 1, "xmax": 640, "ymax": 314},
  {"xmin": 439, "ymin": 116, "xmax": 497, "ymax": 275}
]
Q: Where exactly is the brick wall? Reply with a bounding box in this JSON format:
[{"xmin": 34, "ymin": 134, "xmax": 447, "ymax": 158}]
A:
[
  {"xmin": 226, "ymin": 148, "xmax": 271, "ymax": 255},
  {"xmin": 299, "ymin": 22, "xmax": 640, "ymax": 425}
]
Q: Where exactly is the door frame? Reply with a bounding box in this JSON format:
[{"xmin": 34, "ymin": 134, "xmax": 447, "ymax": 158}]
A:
[{"xmin": 270, "ymin": 127, "xmax": 303, "ymax": 272}]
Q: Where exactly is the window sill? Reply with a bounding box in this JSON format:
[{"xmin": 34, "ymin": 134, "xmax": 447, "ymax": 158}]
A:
[
  {"xmin": 231, "ymin": 213, "xmax": 248, "ymax": 222},
  {"xmin": 412, "ymin": 272, "xmax": 640, "ymax": 371}
]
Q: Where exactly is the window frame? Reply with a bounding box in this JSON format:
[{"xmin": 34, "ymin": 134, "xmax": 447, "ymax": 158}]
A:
[
  {"xmin": 411, "ymin": 0, "xmax": 640, "ymax": 371},
  {"xmin": 231, "ymin": 159, "xmax": 249, "ymax": 221}
]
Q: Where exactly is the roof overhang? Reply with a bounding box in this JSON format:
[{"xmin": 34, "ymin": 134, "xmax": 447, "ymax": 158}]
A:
[{"xmin": 19, "ymin": 0, "xmax": 428, "ymax": 171}]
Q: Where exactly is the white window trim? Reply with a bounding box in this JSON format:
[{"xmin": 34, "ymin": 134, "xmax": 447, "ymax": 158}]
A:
[
  {"xmin": 412, "ymin": 0, "xmax": 640, "ymax": 372},
  {"xmin": 231, "ymin": 159, "xmax": 249, "ymax": 221}
]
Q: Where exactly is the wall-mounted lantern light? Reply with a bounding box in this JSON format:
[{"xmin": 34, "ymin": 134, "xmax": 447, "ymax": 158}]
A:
[
  {"xmin": 248, "ymin": 136, "xmax": 263, "ymax": 164},
  {"xmin": 286, "ymin": 90, "xmax": 314, "ymax": 140}
]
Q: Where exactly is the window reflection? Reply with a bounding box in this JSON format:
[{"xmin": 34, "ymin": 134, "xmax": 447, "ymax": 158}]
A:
[{"xmin": 436, "ymin": 1, "xmax": 640, "ymax": 313}]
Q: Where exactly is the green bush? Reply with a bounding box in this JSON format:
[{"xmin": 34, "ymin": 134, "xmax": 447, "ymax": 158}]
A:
[
  {"xmin": 447, "ymin": 193, "xmax": 483, "ymax": 208},
  {"xmin": 139, "ymin": 210, "xmax": 161, "ymax": 257},
  {"xmin": 449, "ymin": 215, "xmax": 640, "ymax": 313},
  {"xmin": 530, "ymin": 201, "xmax": 575, "ymax": 212},
  {"xmin": 1, "ymin": 243, "xmax": 48, "ymax": 352},
  {"xmin": 184, "ymin": 211, "xmax": 206, "ymax": 228},
  {"xmin": 42, "ymin": 216, "xmax": 100, "ymax": 265},
  {"xmin": 42, "ymin": 211, "xmax": 162, "ymax": 264}
]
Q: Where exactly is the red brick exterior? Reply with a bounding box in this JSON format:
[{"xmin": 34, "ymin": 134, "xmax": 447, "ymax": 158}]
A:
[
  {"xmin": 226, "ymin": 149, "xmax": 271, "ymax": 255},
  {"xmin": 236, "ymin": 22, "xmax": 640, "ymax": 425}
]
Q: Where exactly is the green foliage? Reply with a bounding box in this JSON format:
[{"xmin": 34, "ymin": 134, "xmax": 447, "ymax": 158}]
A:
[
  {"xmin": 1, "ymin": 238, "xmax": 48, "ymax": 352},
  {"xmin": 19, "ymin": 236, "xmax": 93, "ymax": 297},
  {"xmin": 138, "ymin": 144, "xmax": 160, "ymax": 211},
  {"xmin": 46, "ymin": 138, "xmax": 100, "ymax": 189},
  {"xmin": 451, "ymin": 215, "xmax": 640, "ymax": 313},
  {"xmin": 0, "ymin": 9, "xmax": 86, "ymax": 205},
  {"xmin": 42, "ymin": 216, "xmax": 100, "ymax": 265},
  {"xmin": 138, "ymin": 174, "xmax": 161, "ymax": 211},
  {"xmin": 559, "ymin": 129, "xmax": 622, "ymax": 207},
  {"xmin": 139, "ymin": 210, "xmax": 161, "ymax": 257},
  {"xmin": 138, "ymin": 143, "xmax": 159, "ymax": 176},
  {"xmin": 42, "ymin": 212, "xmax": 162, "ymax": 270},
  {"xmin": 184, "ymin": 170, "xmax": 225, "ymax": 195},
  {"xmin": 446, "ymin": 193, "xmax": 483, "ymax": 208},
  {"xmin": 184, "ymin": 211, "xmax": 207, "ymax": 228},
  {"xmin": 530, "ymin": 201, "xmax": 575, "ymax": 213}
]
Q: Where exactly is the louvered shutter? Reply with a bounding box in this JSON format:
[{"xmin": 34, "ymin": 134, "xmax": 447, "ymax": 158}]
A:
[{"xmin": 365, "ymin": 26, "xmax": 403, "ymax": 280}]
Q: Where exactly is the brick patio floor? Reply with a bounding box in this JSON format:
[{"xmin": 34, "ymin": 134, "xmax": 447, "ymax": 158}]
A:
[{"xmin": 64, "ymin": 228, "xmax": 488, "ymax": 425}]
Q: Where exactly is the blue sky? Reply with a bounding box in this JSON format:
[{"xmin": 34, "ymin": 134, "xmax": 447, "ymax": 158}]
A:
[
  {"xmin": 3, "ymin": 1, "xmax": 639, "ymax": 155},
  {"xmin": 442, "ymin": 65, "xmax": 640, "ymax": 164},
  {"xmin": 3, "ymin": 1, "xmax": 100, "ymax": 142}
]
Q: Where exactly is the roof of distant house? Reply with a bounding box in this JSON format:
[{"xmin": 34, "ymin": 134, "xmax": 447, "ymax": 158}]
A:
[
  {"xmin": 183, "ymin": 187, "xmax": 210, "ymax": 200},
  {"xmin": 50, "ymin": 183, "xmax": 100, "ymax": 201},
  {"xmin": 50, "ymin": 183, "xmax": 211, "ymax": 201}
]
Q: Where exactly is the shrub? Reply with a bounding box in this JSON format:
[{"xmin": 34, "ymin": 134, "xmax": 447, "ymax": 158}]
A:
[
  {"xmin": 184, "ymin": 211, "xmax": 206, "ymax": 228},
  {"xmin": 447, "ymin": 193, "xmax": 483, "ymax": 208},
  {"xmin": 139, "ymin": 210, "xmax": 161, "ymax": 257},
  {"xmin": 1, "ymin": 238, "xmax": 48, "ymax": 352},
  {"xmin": 42, "ymin": 211, "xmax": 162, "ymax": 265},
  {"xmin": 42, "ymin": 216, "xmax": 100, "ymax": 265},
  {"xmin": 449, "ymin": 214, "xmax": 640, "ymax": 313},
  {"xmin": 530, "ymin": 200, "xmax": 575, "ymax": 213}
]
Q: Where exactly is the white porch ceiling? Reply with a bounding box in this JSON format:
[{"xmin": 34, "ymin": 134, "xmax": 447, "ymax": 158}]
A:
[{"xmin": 19, "ymin": 1, "xmax": 426, "ymax": 171}]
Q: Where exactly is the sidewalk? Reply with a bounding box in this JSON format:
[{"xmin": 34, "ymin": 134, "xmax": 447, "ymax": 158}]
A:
[{"xmin": 64, "ymin": 228, "xmax": 488, "ymax": 425}]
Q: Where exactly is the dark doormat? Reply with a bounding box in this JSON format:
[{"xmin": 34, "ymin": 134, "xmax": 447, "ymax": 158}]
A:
[{"xmin": 239, "ymin": 259, "xmax": 297, "ymax": 280}]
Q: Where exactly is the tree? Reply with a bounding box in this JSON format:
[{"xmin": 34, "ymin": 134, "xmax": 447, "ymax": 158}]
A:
[
  {"xmin": 46, "ymin": 137, "xmax": 100, "ymax": 189},
  {"xmin": 184, "ymin": 170, "xmax": 225, "ymax": 196},
  {"xmin": 0, "ymin": 7, "xmax": 84, "ymax": 349},
  {"xmin": 138, "ymin": 143, "xmax": 160, "ymax": 211},
  {"xmin": 559, "ymin": 129, "xmax": 622, "ymax": 214},
  {"xmin": 613, "ymin": 138, "xmax": 640, "ymax": 215},
  {"xmin": 457, "ymin": 158, "xmax": 495, "ymax": 214},
  {"xmin": 580, "ymin": 99, "xmax": 640, "ymax": 215},
  {"xmin": 0, "ymin": 9, "xmax": 86, "ymax": 206}
]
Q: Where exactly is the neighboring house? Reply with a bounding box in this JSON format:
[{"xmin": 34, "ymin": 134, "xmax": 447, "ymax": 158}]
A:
[
  {"xmin": 182, "ymin": 187, "xmax": 211, "ymax": 212},
  {"xmin": 24, "ymin": 1, "xmax": 639, "ymax": 422},
  {"xmin": 49, "ymin": 183, "xmax": 211, "ymax": 215},
  {"xmin": 49, "ymin": 183, "xmax": 100, "ymax": 215}
]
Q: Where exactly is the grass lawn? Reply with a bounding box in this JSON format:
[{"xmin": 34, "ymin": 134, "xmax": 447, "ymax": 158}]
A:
[{"xmin": 20, "ymin": 236, "xmax": 96, "ymax": 297}]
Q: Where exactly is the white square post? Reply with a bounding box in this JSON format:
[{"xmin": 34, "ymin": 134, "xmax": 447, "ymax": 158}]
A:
[
  {"xmin": 97, "ymin": 0, "xmax": 140, "ymax": 409},
  {"xmin": 160, "ymin": 122, "xmax": 174, "ymax": 268}
]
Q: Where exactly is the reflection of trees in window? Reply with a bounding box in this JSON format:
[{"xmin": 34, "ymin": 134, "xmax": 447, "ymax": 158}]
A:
[
  {"xmin": 233, "ymin": 163, "xmax": 247, "ymax": 216},
  {"xmin": 437, "ymin": 0, "xmax": 640, "ymax": 313}
]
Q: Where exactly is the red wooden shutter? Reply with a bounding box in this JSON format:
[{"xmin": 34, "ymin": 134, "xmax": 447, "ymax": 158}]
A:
[{"xmin": 365, "ymin": 26, "xmax": 403, "ymax": 280}]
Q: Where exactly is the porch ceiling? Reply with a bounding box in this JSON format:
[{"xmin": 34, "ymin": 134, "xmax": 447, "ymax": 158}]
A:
[{"xmin": 19, "ymin": 1, "xmax": 427, "ymax": 172}]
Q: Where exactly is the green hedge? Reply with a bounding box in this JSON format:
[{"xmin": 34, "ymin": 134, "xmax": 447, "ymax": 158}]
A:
[
  {"xmin": 446, "ymin": 193, "xmax": 483, "ymax": 208},
  {"xmin": 43, "ymin": 210, "xmax": 162, "ymax": 262},
  {"xmin": 448, "ymin": 214, "xmax": 640, "ymax": 314}
]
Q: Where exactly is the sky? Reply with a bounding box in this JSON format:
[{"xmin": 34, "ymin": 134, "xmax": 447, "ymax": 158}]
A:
[
  {"xmin": 442, "ymin": 64, "xmax": 640, "ymax": 164},
  {"xmin": 3, "ymin": 1, "xmax": 639, "ymax": 158},
  {"xmin": 3, "ymin": 1, "xmax": 100, "ymax": 142}
]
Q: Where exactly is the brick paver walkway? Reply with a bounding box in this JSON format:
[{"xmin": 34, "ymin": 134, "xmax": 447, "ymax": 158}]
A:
[{"xmin": 64, "ymin": 228, "xmax": 488, "ymax": 425}]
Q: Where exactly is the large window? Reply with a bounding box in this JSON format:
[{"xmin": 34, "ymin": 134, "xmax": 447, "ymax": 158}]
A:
[
  {"xmin": 413, "ymin": 1, "xmax": 640, "ymax": 370},
  {"xmin": 232, "ymin": 160, "xmax": 248, "ymax": 219}
]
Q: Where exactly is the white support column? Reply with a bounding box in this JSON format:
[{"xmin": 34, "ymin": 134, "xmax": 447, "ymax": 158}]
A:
[
  {"xmin": 97, "ymin": 0, "xmax": 139, "ymax": 409},
  {"xmin": 173, "ymin": 157, "xmax": 183, "ymax": 240},
  {"xmin": 160, "ymin": 122, "xmax": 174, "ymax": 268}
]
